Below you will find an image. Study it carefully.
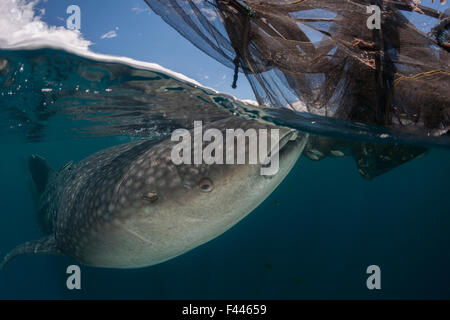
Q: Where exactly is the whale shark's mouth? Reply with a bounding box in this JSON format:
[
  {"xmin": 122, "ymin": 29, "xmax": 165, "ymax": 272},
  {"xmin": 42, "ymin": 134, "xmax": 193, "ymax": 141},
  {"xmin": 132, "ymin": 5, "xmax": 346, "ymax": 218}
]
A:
[
  {"xmin": 261, "ymin": 129, "xmax": 301, "ymax": 176},
  {"xmin": 277, "ymin": 129, "xmax": 299, "ymax": 161}
]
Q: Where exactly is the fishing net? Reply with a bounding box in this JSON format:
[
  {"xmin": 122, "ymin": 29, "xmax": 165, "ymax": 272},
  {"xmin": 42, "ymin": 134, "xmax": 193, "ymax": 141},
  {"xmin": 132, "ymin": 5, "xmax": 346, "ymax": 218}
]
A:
[
  {"xmin": 302, "ymin": 134, "xmax": 426, "ymax": 179},
  {"xmin": 145, "ymin": 0, "xmax": 450, "ymax": 136}
]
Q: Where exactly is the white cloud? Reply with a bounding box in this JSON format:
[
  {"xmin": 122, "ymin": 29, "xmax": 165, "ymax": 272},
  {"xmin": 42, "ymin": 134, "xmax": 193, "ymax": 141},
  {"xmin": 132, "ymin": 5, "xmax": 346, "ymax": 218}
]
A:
[
  {"xmin": 191, "ymin": 0, "xmax": 218, "ymax": 21},
  {"xmin": 101, "ymin": 30, "xmax": 117, "ymax": 39},
  {"xmin": 0, "ymin": 0, "xmax": 91, "ymax": 51},
  {"xmin": 131, "ymin": 6, "xmax": 152, "ymax": 14},
  {"xmin": 200, "ymin": 8, "xmax": 217, "ymax": 21}
]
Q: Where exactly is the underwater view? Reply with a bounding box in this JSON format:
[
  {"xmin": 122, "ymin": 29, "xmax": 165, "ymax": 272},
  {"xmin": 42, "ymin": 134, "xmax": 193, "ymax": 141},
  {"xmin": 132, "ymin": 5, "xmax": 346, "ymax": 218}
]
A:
[{"xmin": 0, "ymin": 0, "xmax": 450, "ymax": 301}]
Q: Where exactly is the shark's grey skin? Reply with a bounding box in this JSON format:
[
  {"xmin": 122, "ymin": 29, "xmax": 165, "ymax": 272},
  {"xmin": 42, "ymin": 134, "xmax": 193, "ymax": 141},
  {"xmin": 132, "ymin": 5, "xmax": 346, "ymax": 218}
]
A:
[{"xmin": 1, "ymin": 117, "xmax": 307, "ymax": 269}]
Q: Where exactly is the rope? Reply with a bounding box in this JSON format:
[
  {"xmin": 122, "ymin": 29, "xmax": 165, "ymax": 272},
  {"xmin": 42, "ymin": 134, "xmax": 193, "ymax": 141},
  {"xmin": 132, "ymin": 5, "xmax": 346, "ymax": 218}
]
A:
[
  {"xmin": 393, "ymin": 69, "xmax": 450, "ymax": 87},
  {"xmin": 232, "ymin": 56, "xmax": 240, "ymax": 89},
  {"xmin": 384, "ymin": 69, "xmax": 450, "ymax": 124}
]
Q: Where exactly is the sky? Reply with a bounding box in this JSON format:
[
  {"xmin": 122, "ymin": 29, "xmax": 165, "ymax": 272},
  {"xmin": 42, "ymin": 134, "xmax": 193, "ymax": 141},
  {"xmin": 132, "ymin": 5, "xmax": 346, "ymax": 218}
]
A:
[{"xmin": 33, "ymin": 0, "xmax": 257, "ymax": 101}]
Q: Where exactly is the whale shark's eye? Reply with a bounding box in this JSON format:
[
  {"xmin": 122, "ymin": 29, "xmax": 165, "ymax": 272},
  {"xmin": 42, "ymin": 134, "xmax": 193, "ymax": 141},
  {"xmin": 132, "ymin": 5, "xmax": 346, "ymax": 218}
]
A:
[
  {"xmin": 198, "ymin": 178, "xmax": 213, "ymax": 192},
  {"xmin": 142, "ymin": 191, "xmax": 158, "ymax": 203}
]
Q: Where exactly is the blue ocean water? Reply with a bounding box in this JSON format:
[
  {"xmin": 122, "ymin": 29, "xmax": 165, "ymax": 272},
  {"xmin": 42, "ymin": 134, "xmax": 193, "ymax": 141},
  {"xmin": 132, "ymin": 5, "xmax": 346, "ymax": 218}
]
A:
[{"xmin": 0, "ymin": 48, "xmax": 449, "ymax": 299}]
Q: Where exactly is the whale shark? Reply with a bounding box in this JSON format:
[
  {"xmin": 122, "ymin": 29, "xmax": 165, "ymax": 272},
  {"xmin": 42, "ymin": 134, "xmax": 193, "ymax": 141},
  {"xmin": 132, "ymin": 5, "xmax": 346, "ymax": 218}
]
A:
[{"xmin": 1, "ymin": 117, "xmax": 307, "ymax": 269}]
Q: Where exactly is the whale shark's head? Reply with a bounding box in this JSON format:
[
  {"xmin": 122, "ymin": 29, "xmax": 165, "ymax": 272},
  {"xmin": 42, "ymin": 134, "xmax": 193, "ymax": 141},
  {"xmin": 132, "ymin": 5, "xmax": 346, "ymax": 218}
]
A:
[{"xmin": 78, "ymin": 117, "xmax": 308, "ymax": 268}]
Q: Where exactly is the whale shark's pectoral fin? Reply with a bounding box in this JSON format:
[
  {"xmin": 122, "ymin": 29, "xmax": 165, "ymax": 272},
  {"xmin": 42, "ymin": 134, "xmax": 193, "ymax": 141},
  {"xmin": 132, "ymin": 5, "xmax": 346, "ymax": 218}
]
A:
[
  {"xmin": 0, "ymin": 235, "xmax": 60, "ymax": 271},
  {"xmin": 29, "ymin": 155, "xmax": 55, "ymax": 196}
]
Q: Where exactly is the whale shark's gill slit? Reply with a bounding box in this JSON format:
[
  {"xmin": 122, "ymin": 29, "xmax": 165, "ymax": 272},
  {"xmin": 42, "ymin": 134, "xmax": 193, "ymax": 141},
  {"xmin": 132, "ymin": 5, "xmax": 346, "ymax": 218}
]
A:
[
  {"xmin": 120, "ymin": 225, "xmax": 151, "ymax": 244},
  {"xmin": 0, "ymin": 235, "xmax": 60, "ymax": 270}
]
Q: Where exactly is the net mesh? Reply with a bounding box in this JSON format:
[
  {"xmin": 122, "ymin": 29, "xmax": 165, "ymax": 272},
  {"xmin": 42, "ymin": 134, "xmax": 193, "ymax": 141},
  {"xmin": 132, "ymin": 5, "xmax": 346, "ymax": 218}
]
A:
[{"xmin": 145, "ymin": 0, "xmax": 450, "ymax": 136}]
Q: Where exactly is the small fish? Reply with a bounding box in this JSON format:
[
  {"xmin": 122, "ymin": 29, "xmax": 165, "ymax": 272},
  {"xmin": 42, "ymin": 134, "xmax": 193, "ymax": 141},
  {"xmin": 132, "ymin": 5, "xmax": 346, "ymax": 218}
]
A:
[
  {"xmin": 60, "ymin": 160, "xmax": 73, "ymax": 171},
  {"xmin": 264, "ymin": 263, "xmax": 273, "ymax": 270},
  {"xmin": 330, "ymin": 150, "xmax": 344, "ymax": 157},
  {"xmin": 294, "ymin": 278, "xmax": 302, "ymax": 284},
  {"xmin": 274, "ymin": 200, "xmax": 280, "ymax": 205},
  {"xmin": 306, "ymin": 151, "xmax": 320, "ymax": 161}
]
